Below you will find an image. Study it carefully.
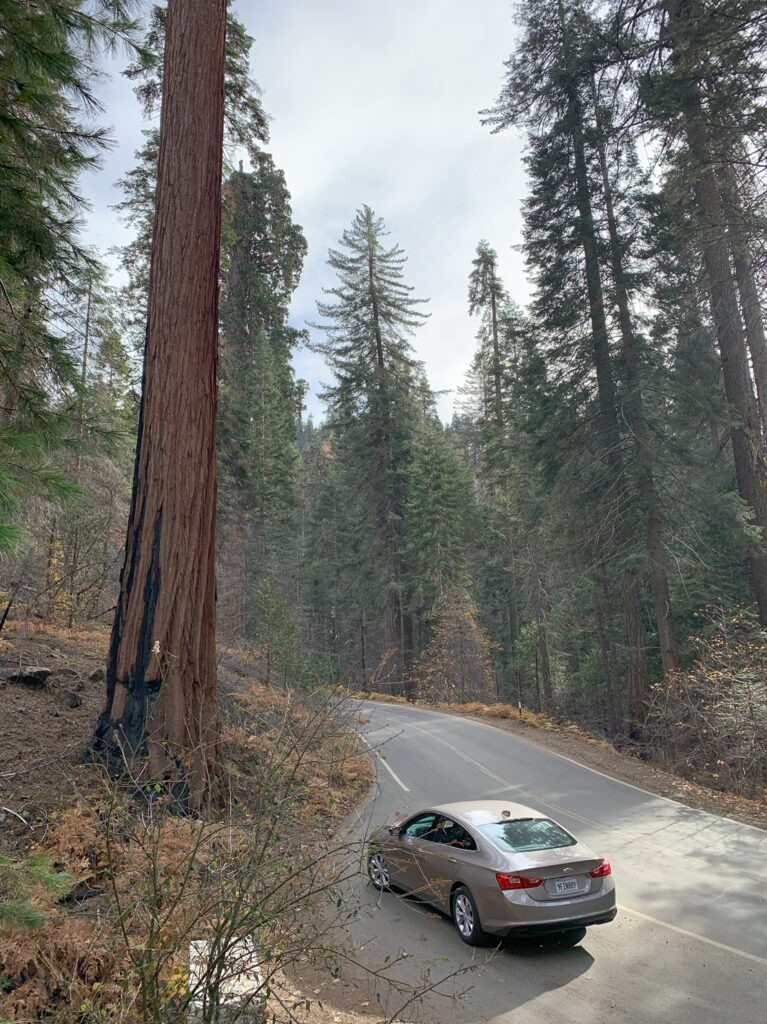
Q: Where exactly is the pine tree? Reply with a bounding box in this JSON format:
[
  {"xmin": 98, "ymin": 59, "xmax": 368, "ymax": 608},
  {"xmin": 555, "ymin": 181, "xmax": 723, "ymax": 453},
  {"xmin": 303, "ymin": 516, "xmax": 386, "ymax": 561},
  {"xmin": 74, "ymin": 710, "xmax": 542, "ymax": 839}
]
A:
[
  {"xmin": 312, "ymin": 206, "xmax": 430, "ymax": 682},
  {"xmin": 588, "ymin": 65, "xmax": 678, "ymax": 676},
  {"xmin": 467, "ymin": 243, "xmax": 527, "ymax": 687},
  {"xmin": 46, "ymin": 266, "xmax": 134, "ymax": 625},
  {"xmin": 218, "ymin": 158, "xmax": 307, "ymax": 530},
  {"xmin": 469, "ymin": 241, "xmax": 506, "ymax": 431},
  {"xmin": 300, "ymin": 424, "xmax": 384, "ymax": 687},
  {"xmin": 216, "ymin": 157, "xmax": 307, "ymax": 646}
]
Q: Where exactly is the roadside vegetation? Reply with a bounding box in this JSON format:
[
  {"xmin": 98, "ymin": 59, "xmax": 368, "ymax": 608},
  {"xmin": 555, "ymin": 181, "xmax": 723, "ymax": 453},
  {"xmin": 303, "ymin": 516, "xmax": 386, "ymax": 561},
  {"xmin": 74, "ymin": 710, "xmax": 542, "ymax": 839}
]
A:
[{"xmin": 0, "ymin": 623, "xmax": 374, "ymax": 1023}]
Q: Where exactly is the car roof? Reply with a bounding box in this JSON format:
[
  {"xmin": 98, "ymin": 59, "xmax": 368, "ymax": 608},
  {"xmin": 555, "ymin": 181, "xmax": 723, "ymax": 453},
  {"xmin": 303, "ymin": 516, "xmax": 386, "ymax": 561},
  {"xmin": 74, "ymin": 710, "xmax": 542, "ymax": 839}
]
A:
[{"xmin": 430, "ymin": 800, "xmax": 549, "ymax": 827}]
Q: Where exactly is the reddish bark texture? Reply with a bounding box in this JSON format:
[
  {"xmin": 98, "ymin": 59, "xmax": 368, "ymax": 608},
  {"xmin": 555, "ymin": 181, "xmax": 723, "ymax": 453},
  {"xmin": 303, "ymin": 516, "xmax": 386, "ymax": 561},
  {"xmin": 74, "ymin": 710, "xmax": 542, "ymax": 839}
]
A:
[{"xmin": 93, "ymin": 0, "xmax": 226, "ymax": 807}]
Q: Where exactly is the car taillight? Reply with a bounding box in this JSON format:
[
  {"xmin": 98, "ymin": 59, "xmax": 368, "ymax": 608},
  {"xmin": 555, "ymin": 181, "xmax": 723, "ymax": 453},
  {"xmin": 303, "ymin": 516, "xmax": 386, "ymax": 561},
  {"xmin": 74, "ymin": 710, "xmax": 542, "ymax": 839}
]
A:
[
  {"xmin": 495, "ymin": 872, "xmax": 544, "ymax": 890},
  {"xmin": 588, "ymin": 860, "xmax": 611, "ymax": 878}
]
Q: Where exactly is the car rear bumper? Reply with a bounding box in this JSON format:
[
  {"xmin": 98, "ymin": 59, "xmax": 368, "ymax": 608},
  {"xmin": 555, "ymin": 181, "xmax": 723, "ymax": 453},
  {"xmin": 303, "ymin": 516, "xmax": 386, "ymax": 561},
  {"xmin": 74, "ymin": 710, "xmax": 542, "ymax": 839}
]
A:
[{"xmin": 496, "ymin": 906, "xmax": 617, "ymax": 937}]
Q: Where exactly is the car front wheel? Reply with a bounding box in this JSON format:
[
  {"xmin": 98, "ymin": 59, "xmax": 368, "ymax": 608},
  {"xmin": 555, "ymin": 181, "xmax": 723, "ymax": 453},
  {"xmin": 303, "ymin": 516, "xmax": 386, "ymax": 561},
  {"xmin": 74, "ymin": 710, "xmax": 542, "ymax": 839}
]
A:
[
  {"xmin": 451, "ymin": 885, "xmax": 488, "ymax": 946},
  {"xmin": 368, "ymin": 851, "xmax": 391, "ymax": 891}
]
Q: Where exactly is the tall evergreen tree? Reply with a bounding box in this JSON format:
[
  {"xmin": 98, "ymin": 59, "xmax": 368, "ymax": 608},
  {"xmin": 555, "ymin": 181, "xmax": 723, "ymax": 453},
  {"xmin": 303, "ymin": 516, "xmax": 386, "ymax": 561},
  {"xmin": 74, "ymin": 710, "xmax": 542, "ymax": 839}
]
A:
[
  {"xmin": 218, "ymin": 158, "xmax": 307, "ymax": 530},
  {"xmin": 610, "ymin": 0, "xmax": 767, "ymax": 623},
  {"xmin": 115, "ymin": 3, "xmax": 269, "ymax": 350},
  {"xmin": 401, "ymin": 417, "xmax": 473, "ymax": 629},
  {"xmin": 485, "ymin": 0, "xmax": 652, "ymax": 721},
  {"xmin": 467, "ymin": 242, "xmax": 526, "ymax": 686},
  {"xmin": 216, "ymin": 157, "xmax": 307, "ymax": 643},
  {"xmin": 312, "ymin": 206, "xmax": 429, "ymax": 681}
]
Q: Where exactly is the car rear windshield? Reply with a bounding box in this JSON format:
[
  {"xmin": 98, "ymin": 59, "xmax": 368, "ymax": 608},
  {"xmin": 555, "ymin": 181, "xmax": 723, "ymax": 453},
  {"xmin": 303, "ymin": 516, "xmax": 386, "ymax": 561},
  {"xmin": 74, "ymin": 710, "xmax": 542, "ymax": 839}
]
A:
[{"xmin": 480, "ymin": 817, "xmax": 576, "ymax": 853}]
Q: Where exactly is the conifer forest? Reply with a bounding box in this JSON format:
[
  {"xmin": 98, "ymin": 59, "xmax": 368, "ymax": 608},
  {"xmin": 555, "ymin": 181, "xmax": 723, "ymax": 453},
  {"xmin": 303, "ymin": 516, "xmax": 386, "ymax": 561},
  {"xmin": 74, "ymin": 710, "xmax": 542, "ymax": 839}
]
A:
[
  {"xmin": 3, "ymin": 5, "xmax": 767, "ymax": 1023},
  {"xmin": 2, "ymin": 0, "xmax": 767, "ymax": 810}
]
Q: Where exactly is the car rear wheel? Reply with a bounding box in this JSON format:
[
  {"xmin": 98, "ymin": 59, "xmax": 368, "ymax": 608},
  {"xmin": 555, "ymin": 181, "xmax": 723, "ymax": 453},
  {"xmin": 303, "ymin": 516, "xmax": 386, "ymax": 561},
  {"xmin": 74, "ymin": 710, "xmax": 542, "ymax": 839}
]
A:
[
  {"xmin": 368, "ymin": 851, "xmax": 391, "ymax": 891},
  {"xmin": 451, "ymin": 885, "xmax": 488, "ymax": 946}
]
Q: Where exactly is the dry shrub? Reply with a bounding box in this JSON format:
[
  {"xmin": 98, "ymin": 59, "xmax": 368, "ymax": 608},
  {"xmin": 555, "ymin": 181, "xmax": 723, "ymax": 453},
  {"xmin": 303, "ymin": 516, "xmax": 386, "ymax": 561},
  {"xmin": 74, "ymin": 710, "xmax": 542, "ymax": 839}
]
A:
[
  {"xmin": 1, "ymin": 683, "xmax": 375, "ymax": 1023},
  {"xmin": 0, "ymin": 807, "xmax": 120, "ymax": 1021},
  {"xmin": 350, "ymin": 689, "xmax": 409, "ymax": 705},
  {"xmin": 646, "ymin": 609, "xmax": 767, "ymax": 799},
  {"xmin": 412, "ymin": 593, "xmax": 495, "ymax": 704},
  {"xmin": 0, "ymin": 919, "xmax": 118, "ymax": 1021},
  {"xmin": 44, "ymin": 805, "xmax": 112, "ymax": 884},
  {"xmin": 354, "ymin": 690, "xmax": 611, "ymax": 755}
]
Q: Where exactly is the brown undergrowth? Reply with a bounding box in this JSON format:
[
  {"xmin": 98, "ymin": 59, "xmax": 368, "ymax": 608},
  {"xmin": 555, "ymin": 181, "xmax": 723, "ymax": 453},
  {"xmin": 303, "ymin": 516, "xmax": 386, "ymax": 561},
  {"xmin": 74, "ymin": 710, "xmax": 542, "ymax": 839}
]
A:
[{"xmin": 0, "ymin": 624, "xmax": 374, "ymax": 1023}]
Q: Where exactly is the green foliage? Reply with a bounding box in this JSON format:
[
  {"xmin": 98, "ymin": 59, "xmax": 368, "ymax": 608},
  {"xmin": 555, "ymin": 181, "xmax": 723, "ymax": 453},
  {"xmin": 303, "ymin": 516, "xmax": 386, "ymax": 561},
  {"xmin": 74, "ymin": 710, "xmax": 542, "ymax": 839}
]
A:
[
  {"xmin": 0, "ymin": 853, "xmax": 73, "ymax": 931},
  {"xmin": 218, "ymin": 159, "xmax": 307, "ymax": 526},
  {"xmin": 312, "ymin": 205, "xmax": 430, "ymax": 411},
  {"xmin": 251, "ymin": 577, "xmax": 300, "ymax": 686},
  {"xmin": 402, "ymin": 418, "xmax": 473, "ymax": 620},
  {"xmin": 0, "ymin": 1, "xmax": 140, "ymax": 551}
]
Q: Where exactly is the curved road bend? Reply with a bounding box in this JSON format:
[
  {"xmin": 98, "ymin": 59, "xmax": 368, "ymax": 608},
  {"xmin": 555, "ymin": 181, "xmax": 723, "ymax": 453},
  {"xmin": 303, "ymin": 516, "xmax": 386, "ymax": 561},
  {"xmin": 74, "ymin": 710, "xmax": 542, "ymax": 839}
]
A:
[{"xmin": 318, "ymin": 701, "xmax": 766, "ymax": 1024}]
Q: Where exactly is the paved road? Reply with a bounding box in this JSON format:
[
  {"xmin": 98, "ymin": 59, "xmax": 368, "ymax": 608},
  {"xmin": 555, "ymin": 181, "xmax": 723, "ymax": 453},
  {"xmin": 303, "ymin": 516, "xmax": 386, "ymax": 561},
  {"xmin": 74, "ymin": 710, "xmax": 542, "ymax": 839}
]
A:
[{"xmin": 315, "ymin": 701, "xmax": 767, "ymax": 1024}]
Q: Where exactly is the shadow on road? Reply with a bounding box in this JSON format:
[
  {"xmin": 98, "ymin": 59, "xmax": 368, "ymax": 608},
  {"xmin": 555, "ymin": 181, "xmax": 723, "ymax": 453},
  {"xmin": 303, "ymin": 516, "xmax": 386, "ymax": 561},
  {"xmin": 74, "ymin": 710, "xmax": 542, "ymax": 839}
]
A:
[{"xmin": 307, "ymin": 888, "xmax": 597, "ymax": 1024}]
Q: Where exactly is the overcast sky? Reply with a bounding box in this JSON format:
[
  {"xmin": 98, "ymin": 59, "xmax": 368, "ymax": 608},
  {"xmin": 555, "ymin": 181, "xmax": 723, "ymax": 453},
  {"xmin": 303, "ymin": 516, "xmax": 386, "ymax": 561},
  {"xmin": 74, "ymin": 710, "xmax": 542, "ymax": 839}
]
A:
[{"xmin": 81, "ymin": 0, "xmax": 527, "ymax": 421}]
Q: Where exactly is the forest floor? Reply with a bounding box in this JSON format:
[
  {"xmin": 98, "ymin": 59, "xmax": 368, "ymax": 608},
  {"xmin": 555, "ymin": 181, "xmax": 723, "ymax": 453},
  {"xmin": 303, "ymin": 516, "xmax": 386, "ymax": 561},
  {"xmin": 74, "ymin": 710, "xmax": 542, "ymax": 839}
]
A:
[
  {"xmin": 0, "ymin": 622, "xmax": 378, "ymax": 1024},
  {"xmin": 357, "ymin": 693, "xmax": 767, "ymax": 831}
]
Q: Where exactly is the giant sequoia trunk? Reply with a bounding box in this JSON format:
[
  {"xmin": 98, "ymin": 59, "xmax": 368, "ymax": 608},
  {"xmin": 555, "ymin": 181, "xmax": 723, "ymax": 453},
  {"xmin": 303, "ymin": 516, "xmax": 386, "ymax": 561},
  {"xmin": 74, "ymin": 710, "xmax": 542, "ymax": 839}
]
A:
[
  {"xmin": 664, "ymin": 0, "xmax": 767, "ymax": 624},
  {"xmin": 92, "ymin": 0, "xmax": 226, "ymax": 808}
]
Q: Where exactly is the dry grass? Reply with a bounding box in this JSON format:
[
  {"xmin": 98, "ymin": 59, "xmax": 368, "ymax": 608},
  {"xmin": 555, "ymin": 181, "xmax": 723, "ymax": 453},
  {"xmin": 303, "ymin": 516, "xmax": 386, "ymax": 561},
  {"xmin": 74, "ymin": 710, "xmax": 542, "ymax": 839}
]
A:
[
  {"xmin": 354, "ymin": 691, "xmax": 611, "ymax": 748},
  {"xmin": 13, "ymin": 620, "xmax": 111, "ymax": 648}
]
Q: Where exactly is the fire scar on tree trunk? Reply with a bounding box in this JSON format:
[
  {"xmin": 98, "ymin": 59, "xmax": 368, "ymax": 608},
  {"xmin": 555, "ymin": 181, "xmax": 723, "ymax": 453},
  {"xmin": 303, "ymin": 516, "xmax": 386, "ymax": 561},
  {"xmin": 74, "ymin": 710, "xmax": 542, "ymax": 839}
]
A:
[{"xmin": 92, "ymin": 0, "xmax": 227, "ymax": 809}]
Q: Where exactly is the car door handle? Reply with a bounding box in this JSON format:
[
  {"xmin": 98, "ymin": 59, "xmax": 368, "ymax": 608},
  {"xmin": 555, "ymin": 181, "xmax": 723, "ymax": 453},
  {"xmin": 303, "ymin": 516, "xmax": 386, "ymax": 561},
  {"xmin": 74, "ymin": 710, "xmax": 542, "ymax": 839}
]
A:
[{"xmin": 447, "ymin": 857, "xmax": 458, "ymax": 864}]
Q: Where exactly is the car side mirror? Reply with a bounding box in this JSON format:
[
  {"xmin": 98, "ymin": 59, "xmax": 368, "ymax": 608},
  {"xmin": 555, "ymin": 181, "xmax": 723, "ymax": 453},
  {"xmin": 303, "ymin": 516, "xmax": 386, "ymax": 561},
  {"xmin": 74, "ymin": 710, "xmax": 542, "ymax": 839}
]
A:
[{"xmin": 388, "ymin": 824, "xmax": 401, "ymax": 836}]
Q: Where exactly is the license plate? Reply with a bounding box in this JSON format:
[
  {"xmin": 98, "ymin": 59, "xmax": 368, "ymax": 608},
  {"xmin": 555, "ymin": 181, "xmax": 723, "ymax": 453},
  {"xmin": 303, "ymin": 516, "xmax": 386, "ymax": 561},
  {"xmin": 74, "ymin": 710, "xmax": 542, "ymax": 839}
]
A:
[{"xmin": 554, "ymin": 877, "xmax": 579, "ymax": 894}]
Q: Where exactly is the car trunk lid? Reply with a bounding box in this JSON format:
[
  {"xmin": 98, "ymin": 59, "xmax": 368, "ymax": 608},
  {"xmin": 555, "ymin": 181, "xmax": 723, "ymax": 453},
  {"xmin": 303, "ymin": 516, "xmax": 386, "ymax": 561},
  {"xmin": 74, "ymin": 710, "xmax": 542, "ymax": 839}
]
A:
[{"xmin": 506, "ymin": 844, "xmax": 605, "ymax": 901}]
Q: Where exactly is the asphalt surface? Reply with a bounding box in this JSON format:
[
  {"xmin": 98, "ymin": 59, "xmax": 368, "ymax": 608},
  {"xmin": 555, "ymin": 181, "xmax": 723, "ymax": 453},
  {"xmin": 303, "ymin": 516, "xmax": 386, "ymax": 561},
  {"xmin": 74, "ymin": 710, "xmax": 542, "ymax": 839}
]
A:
[{"xmin": 318, "ymin": 701, "xmax": 767, "ymax": 1024}]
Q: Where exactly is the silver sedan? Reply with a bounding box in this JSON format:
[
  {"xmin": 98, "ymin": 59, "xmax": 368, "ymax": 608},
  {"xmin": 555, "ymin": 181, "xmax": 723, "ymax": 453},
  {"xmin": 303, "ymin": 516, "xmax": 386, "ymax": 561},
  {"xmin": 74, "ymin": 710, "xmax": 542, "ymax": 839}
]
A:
[{"xmin": 367, "ymin": 800, "xmax": 616, "ymax": 945}]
